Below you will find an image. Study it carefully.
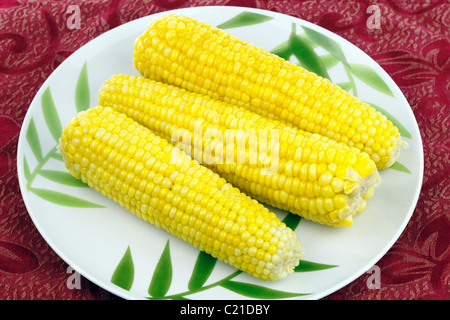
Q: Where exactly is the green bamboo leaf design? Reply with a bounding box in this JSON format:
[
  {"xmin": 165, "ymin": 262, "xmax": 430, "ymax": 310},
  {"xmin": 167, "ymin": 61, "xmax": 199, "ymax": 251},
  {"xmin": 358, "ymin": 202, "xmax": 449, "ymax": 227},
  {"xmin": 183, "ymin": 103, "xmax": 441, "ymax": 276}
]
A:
[
  {"xmin": 291, "ymin": 36, "xmax": 329, "ymax": 79},
  {"xmin": 51, "ymin": 152, "xmax": 64, "ymax": 161},
  {"xmin": 343, "ymin": 64, "xmax": 358, "ymax": 97},
  {"xmin": 41, "ymin": 87, "xmax": 62, "ymax": 142},
  {"xmin": 188, "ymin": 251, "xmax": 217, "ymax": 291},
  {"xmin": 290, "ymin": 25, "xmax": 329, "ymax": 79},
  {"xmin": 367, "ymin": 102, "xmax": 412, "ymax": 138},
  {"xmin": 282, "ymin": 212, "xmax": 301, "ymax": 231},
  {"xmin": 297, "ymin": 32, "xmax": 318, "ymax": 49},
  {"xmin": 349, "ymin": 63, "xmax": 394, "ymax": 97},
  {"xmin": 111, "ymin": 246, "xmax": 135, "ymax": 291},
  {"xmin": 294, "ymin": 260, "xmax": 338, "ymax": 272},
  {"xmin": 220, "ymin": 280, "xmax": 308, "ymax": 299},
  {"xmin": 26, "ymin": 118, "xmax": 43, "ymax": 161},
  {"xmin": 23, "ymin": 156, "xmax": 31, "ymax": 182},
  {"xmin": 301, "ymin": 25, "xmax": 349, "ymax": 67},
  {"xmin": 75, "ymin": 62, "xmax": 90, "ymax": 112},
  {"xmin": 217, "ymin": 11, "xmax": 273, "ymax": 29},
  {"xmin": 390, "ymin": 161, "xmax": 411, "ymax": 174},
  {"xmin": 30, "ymin": 187, "xmax": 104, "ymax": 208},
  {"xmin": 271, "ymin": 34, "xmax": 318, "ymax": 61},
  {"xmin": 270, "ymin": 40, "xmax": 292, "ymax": 61},
  {"xmin": 39, "ymin": 169, "xmax": 88, "ymax": 188},
  {"xmin": 320, "ymin": 53, "xmax": 340, "ymax": 69},
  {"xmin": 148, "ymin": 240, "xmax": 173, "ymax": 299}
]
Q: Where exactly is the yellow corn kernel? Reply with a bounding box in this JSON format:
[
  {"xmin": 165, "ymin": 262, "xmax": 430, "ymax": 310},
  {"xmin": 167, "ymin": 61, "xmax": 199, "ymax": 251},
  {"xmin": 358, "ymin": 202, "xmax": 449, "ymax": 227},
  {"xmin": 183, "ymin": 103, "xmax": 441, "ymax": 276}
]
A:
[
  {"xmin": 98, "ymin": 74, "xmax": 381, "ymax": 227},
  {"xmin": 134, "ymin": 14, "xmax": 404, "ymax": 169},
  {"xmin": 59, "ymin": 106, "xmax": 302, "ymax": 281}
]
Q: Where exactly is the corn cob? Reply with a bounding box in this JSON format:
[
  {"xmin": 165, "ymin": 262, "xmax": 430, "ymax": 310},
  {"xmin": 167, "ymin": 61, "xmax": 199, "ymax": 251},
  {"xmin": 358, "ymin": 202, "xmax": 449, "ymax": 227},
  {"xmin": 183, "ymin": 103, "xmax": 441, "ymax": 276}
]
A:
[
  {"xmin": 59, "ymin": 106, "xmax": 302, "ymax": 281},
  {"xmin": 133, "ymin": 14, "xmax": 403, "ymax": 170},
  {"xmin": 98, "ymin": 74, "xmax": 380, "ymax": 227}
]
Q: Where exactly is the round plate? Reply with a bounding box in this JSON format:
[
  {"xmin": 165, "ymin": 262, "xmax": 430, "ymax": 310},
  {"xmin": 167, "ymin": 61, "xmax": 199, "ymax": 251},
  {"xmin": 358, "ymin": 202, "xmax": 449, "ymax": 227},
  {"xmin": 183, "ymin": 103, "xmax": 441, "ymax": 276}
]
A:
[{"xmin": 17, "ymin": 6, "xmax": 423, "ymax": 300}]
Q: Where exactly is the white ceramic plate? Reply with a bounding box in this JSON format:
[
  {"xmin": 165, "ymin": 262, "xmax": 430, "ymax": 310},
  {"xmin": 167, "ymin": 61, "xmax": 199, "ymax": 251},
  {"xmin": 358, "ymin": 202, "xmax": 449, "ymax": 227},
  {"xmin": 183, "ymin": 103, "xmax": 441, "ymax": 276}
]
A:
[{"xmin": 17, "ymin": 6, "xmax": 423, "ymax": 300}]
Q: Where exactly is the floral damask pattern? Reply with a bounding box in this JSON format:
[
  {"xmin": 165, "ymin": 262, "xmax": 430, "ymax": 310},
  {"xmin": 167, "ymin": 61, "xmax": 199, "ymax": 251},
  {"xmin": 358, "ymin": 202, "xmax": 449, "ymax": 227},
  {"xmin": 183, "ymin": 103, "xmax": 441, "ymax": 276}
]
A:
[{"xmin": 0, "ymin": 0, "xmax": 448, "ymax": 299}]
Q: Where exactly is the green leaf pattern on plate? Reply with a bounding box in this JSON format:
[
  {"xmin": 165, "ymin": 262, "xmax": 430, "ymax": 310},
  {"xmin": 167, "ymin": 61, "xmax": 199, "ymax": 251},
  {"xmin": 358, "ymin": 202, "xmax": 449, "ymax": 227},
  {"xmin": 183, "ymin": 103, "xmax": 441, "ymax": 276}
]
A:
[
  {"xmin": 26, "ymin": 118, "xmax": 43, "ymax": 162},
  {"xmin": 217, "ymin": 11, "xmax": 273, "ymax": 29},
  {"xmin": 389, "ymin": 161, "xmax": 412, "ymax": 174},
  {"xmin": 75, "ymin": 62, "xmax": 91, "ymax": 112},
  {"xmin": 29, "ymin": 187, "xmax": 103, "ymax": 208},
  {"xmin": 41, "ymin": 87, "xmax": 62, "ymax": 143},
  {"xmin": 23, "ymin": 63, "xmax": 104, "ymax": 207},
  {"xmin": 111, "ymin": 246, "xmax": 135, "ymax": 291},
  {"xmin": 148, "ymin": 240, "xmax": 173, "ymax": 299},
  {"xmin": 38, "ymin": 169, "xmax": 89, "ymax": 188},
  {"xmin": 115, "ymin": 213, "xmax": 338, "ymax": 299},
  {"xmin": 289, "ymin": 24, "xmax": 330, "ymax": 79},
  {"xmin": 114, "ymin": 239, "xmax": 338, "ymax": 299},
  {"xmin": 281, "ymin": 212, "xmax": 302, "ymax": 233},
  {"xmin": 220, "ymin": 280, "xmax": 308, "ymax": 299},
  {"xmin": 294, "ymin": 260, "xmax": 338, "ymax": 273},
  {"xmin": 320, "ymin": 53, "xmax": 340, "ymax": 70},
  {"xmin": 188, "ymin": 251, "xmax": 217, "ymax": 291},
  {"xmin": 301, "ymin": 25, "xmax": 350, "ymax": 67},
  {"xmin": 348, "ymin": 63, "xmax": 395, "ymax": 97}
]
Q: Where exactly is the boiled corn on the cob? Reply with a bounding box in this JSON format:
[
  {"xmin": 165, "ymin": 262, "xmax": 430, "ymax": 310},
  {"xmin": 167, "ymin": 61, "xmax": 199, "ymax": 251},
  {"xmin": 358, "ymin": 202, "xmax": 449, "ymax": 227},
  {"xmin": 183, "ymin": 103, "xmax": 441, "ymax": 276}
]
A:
[
  {"xmin": 133, "ymin": 14, "xmax": 403, "ymax": 170},
  {"xmin": 59, "ymin": 106, "xmax": 302, "ymax": 281},
  {"xmin": 98, "ymin": 74, "xmax": 380, "ymax": 227}
]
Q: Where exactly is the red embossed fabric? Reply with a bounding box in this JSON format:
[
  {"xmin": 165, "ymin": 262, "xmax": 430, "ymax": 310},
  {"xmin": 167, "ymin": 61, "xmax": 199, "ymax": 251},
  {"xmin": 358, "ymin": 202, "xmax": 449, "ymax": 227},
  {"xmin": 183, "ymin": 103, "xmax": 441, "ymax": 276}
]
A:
[{"xmin": 0, "ymin": 0, "xmax": 448, "ymax": 300}]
